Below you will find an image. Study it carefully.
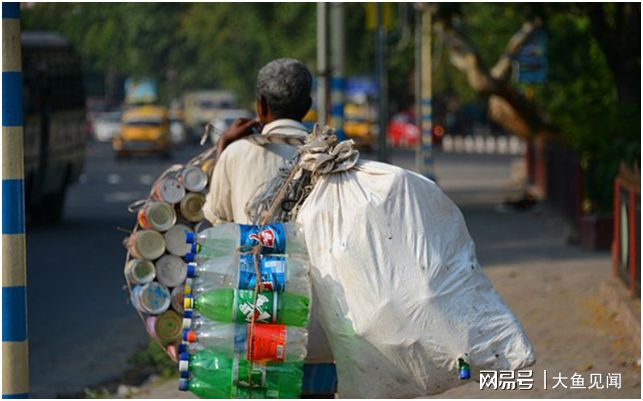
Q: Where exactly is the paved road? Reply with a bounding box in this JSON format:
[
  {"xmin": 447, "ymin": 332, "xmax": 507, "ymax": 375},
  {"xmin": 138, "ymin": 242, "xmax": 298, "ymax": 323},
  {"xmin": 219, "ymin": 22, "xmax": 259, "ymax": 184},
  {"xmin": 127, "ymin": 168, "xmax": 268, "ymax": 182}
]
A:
[{"xmin": 26, "ymin": 140, "xmax": 205, "ymax": 397}]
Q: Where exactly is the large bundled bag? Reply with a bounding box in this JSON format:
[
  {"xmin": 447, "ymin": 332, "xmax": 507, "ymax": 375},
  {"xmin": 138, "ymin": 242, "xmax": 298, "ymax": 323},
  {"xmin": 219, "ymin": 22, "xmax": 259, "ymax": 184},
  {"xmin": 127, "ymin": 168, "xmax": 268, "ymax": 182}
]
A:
[{"xmin": 248, "ymin": 129, "xmax": 536, "ymax": 398}]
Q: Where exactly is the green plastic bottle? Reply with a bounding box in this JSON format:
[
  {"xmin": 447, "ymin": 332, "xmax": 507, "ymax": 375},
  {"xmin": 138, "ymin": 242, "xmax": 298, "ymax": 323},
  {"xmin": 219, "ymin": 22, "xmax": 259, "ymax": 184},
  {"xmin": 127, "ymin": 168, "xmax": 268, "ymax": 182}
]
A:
[
  {"xmin": 179, "ymin": 349, "xmax": 303, "ymax": 398},
  {"xmin": 185, "ymin": 288, "xmax": 309, "ymax": 327}
]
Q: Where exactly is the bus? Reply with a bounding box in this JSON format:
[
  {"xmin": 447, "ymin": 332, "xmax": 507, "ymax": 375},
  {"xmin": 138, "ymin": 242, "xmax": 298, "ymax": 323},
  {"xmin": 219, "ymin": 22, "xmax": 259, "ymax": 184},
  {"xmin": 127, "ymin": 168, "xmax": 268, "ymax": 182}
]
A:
[{"xmin": 22, "ymin": 32, "xmax": 86, "ymax": 223}]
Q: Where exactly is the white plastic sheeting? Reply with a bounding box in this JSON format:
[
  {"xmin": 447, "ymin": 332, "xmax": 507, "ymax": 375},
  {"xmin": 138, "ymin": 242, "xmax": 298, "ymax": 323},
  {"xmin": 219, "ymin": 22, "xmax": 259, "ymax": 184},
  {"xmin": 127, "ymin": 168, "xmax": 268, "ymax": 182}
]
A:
[{"xmin": 296, "ymin": 160, "xmax": 536, "ymax": 398}]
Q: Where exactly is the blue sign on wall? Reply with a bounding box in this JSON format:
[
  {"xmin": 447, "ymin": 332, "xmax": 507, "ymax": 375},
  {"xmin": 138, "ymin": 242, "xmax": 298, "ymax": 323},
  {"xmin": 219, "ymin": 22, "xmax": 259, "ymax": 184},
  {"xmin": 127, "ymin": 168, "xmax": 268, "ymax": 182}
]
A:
[{"xmin": 515, "ymin": 30, "xmax": 547, "ymax": 84}]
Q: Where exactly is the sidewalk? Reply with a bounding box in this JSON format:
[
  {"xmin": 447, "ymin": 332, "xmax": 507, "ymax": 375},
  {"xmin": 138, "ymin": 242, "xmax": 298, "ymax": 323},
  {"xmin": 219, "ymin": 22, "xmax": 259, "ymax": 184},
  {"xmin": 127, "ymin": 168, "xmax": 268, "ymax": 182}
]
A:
[{"xmin": 128, "ymin": 150, "xmax": 640, "ymax": 398}]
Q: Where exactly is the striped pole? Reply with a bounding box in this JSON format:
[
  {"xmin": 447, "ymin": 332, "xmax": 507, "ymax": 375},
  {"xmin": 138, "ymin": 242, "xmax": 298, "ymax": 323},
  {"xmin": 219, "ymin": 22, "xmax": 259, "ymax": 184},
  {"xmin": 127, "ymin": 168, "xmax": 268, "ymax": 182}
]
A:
[
  {"xmin": 2, "ymin": 3, "xmax": 29, "ymax": 398},
  {"xmin": 416, "ymin": 6, "xmax": 435, "ymax": 180},
  {"xmin": 330, "ymin": 3, "xmax": 346, "ymax": 141}
]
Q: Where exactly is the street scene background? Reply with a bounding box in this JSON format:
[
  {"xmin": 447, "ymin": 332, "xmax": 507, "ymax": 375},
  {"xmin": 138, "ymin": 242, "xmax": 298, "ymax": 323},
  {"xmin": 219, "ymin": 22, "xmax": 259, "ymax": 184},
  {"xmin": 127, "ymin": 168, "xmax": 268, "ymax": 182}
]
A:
[{"xmin": 6, "ymin": 2, "xmax": 641, "ymax": 399}]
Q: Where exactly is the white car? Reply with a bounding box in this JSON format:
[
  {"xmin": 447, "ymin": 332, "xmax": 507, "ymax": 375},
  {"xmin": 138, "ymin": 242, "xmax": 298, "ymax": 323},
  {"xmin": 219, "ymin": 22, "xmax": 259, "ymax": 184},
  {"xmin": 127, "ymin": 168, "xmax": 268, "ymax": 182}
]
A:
[
  {"xmin": 207, "ymin": 109, "xmax": 254, "ymax": 145},
  {"xmin": 92, "ymin": 111, "xmax": 122, "ymax": 142}
]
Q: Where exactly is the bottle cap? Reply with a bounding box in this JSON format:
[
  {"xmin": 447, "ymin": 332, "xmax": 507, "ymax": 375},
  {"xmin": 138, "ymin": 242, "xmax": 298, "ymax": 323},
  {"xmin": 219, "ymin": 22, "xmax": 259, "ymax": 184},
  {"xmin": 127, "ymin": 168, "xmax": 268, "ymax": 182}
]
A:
[
  {"xmin": 180, "ymin": 370, "xmax": 190, "ymax": 380},
  {"xmin": 183, "ymin": 309, "xmax": 193, "ymax": 319},
  {"xmin": 186, "ymin": 264, "xmax": 196, "ymax": 278},
  {"xmin": 185, "ymin": 330, "xmax": 197, "ymax": 343},
  {"xmin": 179, "ymin": 351, "xmax": 190, "ymax": 362},
  {"xmin": 183, "ymin": 295, "xmax": 194, "ymax": 310},
  {"xmin": 184, "ymin": 253, "xmax": 195, "ymax": 263},
  {"xmin": 178, "ymin": 378, "xmax": 189, "ymax": 391},
  {"xmin": 185, "ymin": 231, "xmax": 195, "ymax": 244},
  {"xmin": 190, "ymin": 242, "xmax": 198, "ymax": 254},
  {"xmin": 177, "ymin": 343, "xmax": 187, "ymax": 354},
  {"xmin": 182, "ymin": 317, "xmax": 192, "ymax": 330}
]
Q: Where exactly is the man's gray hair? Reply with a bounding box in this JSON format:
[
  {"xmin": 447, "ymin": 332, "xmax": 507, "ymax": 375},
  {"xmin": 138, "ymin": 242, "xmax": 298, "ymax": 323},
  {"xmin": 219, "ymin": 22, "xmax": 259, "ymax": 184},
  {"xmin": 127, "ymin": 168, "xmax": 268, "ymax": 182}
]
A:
[{"xmin": 256, "ymin": 58, "xmax": 312, "ymax": 120}]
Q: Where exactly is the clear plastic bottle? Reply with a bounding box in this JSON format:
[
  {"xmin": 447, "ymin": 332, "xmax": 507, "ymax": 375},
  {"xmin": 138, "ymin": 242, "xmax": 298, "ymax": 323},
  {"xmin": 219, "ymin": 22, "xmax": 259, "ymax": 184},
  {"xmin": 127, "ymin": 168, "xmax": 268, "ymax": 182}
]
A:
[
  {"xmin": 184, "ymin": 253, "xmax": 310, "ymax": 297},
  {"xmin": 178, "ymin": 319, "xmax": 308, "ymax": 362},
  {"xmin": 184, "ymin": 223, "xmax": 308, "ymax": 260}
]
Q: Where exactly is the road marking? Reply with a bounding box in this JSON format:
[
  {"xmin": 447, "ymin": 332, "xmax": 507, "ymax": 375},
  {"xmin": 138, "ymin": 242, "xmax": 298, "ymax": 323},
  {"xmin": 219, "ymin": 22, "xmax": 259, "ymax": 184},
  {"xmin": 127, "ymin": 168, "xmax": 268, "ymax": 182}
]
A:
[
  {"xmin": 103, "ymin": 191, "xmax": 147, "ymax": 203},
  {"xmin": 107, "ymin": 174, "xmax": 121, "ymax": 185},
  {"xmin": 139, "ymin": 174, "xmax": 154, "ymax": 186}
]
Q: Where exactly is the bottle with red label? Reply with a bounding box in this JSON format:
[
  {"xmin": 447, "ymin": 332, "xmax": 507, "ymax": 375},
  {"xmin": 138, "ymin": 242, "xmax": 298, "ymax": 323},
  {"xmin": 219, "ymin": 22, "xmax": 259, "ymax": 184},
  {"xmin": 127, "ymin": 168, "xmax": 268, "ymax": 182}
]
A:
[
  {"xmin": 184, "ymin": 223, "xmax": 308, "ymax": 262},
  {"xmin": 178, "ymin": 319, "xmax": 308, "ymax": 362}
]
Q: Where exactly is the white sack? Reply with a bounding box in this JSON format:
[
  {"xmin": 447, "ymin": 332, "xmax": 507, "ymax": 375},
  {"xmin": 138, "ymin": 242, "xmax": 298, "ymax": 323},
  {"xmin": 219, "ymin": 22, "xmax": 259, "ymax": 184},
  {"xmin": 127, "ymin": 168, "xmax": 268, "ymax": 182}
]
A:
[{"xmin": 296, "ymin": 160, "xmax": 536, "ymax": 398}]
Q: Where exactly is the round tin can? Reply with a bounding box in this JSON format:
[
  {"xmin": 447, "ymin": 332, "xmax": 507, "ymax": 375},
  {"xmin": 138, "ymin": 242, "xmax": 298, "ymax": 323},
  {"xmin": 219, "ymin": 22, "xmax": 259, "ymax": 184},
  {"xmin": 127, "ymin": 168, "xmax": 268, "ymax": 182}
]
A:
[
  {"xmin": 153, "ymin": 176, "xmax": 185, "ymax": 204},
  {"xmin": 155, "ymin": 254, "xmax": 187, "ymax": 288},
  {"xmin": 155, "ymin": 310, "xmax": 183, "ymax": 345},
  {"xmin": 181, "ymin": 166, "xmax": 208, "ymax": 192},
  {"xmin": 128, "ymin": 230, "xmax": 166, "ymax": 260},
  {"xmin": 179, "ymin": 192, "xmax": 205, "ymax": 223},
  {"xmin": 124, "ymin": 259, "xmax": 156, "ymax": 285},
  {"xmin": 137, "ymin": 201, "xmax": 177, "ymax": 232},
  {"xmin": 171, "ymin": 285, "xmax": 185, "ymax": 314},
  {"xmin": 164, "ymin": 224, "xmax": 193, "ymax": 257},
  {"xmin": 138, "ymin": 282, "xmax": 171, "ymax": 315}
]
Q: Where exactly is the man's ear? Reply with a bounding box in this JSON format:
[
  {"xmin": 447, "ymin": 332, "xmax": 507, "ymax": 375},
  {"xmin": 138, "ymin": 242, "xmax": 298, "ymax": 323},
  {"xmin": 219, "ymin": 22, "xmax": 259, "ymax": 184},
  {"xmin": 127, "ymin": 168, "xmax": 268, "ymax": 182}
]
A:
[{"xmin": 257, "ymin": 96, "xmax": 269, "ymax": 121}]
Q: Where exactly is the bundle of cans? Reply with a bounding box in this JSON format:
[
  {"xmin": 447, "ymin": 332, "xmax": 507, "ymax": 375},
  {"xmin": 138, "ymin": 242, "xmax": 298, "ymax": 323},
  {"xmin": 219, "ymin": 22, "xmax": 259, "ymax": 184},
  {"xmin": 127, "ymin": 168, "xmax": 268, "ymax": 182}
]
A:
[{"xmin": 123, "ymin": 151, "xmax": 215, "ymax": 355}]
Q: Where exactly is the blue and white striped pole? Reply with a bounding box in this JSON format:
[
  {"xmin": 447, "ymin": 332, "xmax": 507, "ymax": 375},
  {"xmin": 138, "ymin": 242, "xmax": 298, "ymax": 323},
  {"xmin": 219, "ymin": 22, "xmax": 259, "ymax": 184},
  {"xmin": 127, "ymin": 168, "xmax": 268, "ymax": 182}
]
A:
[{"xmin": 2, "ymin": 3, "xmax": 29, "ymax": 398}]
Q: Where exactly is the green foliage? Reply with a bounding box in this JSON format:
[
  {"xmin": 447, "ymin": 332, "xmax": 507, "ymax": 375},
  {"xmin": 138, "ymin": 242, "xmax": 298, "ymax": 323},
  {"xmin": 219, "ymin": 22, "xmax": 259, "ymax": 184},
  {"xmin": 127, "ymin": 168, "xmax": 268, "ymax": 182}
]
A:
[{"xmin": 127, "ymin": 340, "xmax": 177, "ymax": 380}]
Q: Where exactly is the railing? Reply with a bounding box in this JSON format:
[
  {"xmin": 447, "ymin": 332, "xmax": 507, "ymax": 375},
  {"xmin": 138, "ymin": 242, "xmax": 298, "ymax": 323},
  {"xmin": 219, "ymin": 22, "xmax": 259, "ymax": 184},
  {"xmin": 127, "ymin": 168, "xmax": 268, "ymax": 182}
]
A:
[{"xmin": 612, "ymin": 164, "xmax": 641, "ymax": 297}]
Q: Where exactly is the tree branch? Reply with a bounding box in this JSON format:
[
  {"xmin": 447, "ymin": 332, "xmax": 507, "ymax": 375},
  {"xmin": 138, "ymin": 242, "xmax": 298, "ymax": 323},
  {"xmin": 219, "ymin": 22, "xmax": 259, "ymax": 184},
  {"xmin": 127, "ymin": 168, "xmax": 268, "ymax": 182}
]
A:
[
  {"xmin": 434, "ymin": 16, "xmax": 554, "ymax": 138},
  {"xmin": 490, "ymin": 18, "xmax": 542, "ymax": 81}
]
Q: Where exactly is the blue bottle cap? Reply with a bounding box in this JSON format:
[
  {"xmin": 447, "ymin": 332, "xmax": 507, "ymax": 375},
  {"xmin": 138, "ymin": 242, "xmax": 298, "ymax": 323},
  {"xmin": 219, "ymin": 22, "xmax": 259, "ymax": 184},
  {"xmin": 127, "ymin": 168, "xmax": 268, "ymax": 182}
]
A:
[
  {"xmin": 178, "ymin": 378, "xmax": 189, "ymax": 392},
  {"xmin": 177, "ymin": 343, "xmax": 187, "ymax": 354},
  {"xmin": 190, "ymin": 242, "xmax": 198, "ymax": 254},
  {"xmin": 180, "ymin": 370, "xmax": 190, "ymax": 379},
  {"xmin": 183, "ymin": 309, "xmax": 193, "ymax": 319},
  {"xmin": 182, "ymin": 329, "xmax": 190, "ymax": 342},
  {"xmin": 179, "ymin": 352, "xmax": 190, "ymax": 361},
  {"xmin": 187, "ymin": 264, "xmax": 196, "ymax": 278},
  {"xmin": 184, "ymin": 253, "xmax": 195, "ymax": 263},
  {"xmin": 185, "ymin": 231, "xmax": 195, "ymax": 244}
]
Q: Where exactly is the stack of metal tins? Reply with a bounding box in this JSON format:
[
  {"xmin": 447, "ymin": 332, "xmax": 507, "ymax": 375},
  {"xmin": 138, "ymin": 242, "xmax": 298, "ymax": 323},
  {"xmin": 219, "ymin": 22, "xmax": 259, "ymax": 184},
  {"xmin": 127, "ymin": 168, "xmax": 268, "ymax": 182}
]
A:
[{"xmin": 124, "ymin": 159, "xmax": 215, "ymax": 351}]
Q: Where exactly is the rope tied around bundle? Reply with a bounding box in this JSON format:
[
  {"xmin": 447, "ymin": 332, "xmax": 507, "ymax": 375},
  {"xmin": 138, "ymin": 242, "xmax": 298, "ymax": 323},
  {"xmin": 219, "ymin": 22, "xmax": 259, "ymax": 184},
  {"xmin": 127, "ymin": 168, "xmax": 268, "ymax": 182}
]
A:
[{"xmin": 245, "ymin": 124, "xmax": 359, "ymax": 224}]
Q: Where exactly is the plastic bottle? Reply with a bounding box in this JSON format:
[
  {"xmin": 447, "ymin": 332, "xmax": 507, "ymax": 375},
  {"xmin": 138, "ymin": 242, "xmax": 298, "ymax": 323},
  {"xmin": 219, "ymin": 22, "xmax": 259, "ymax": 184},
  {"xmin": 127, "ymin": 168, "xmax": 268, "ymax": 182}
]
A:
[
  {"xmin": 184, "ymin": 223, "xmax": 308, "ymax": 259},
  {"xmin": 184, "ymin": 288, "xmax": 309, "ymax": 327},
  {"xmin": 184, "ymin": 253, "xmax": 310, "ymax": 297},
  {"xmin": 179, "ymin": 320, "xmax": 308, "ymax": 362},
  {"xmin": 178, "ymin": 376, "xmax": 262, "ymax": 398},
  {"xmin": 178, "ymin": 349, "xmax": 303, "ymax": 398}
]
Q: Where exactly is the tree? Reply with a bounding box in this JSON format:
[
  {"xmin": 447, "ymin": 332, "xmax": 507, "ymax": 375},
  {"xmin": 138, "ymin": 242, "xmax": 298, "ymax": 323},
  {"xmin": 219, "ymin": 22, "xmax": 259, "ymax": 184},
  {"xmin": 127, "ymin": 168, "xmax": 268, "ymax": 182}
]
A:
[{"xmin": 432, "ymin": 3, "xmax": 640, "ymax": 212}]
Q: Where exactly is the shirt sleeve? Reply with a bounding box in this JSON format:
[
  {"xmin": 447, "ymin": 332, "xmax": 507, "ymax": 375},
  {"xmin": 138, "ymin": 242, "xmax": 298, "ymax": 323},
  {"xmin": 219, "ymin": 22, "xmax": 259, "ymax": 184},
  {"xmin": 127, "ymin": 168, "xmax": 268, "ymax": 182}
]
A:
[{"xmin": 203, "ymin": 147, "xmax": 234, "ymax": 224}]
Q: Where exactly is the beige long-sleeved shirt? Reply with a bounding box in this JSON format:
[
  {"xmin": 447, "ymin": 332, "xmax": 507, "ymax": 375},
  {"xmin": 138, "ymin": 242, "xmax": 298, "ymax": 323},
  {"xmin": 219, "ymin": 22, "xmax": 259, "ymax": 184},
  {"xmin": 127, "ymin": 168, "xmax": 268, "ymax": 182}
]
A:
[{"xmin": 203, "ymin": 119, "xmax": 306, "ymax": 224}]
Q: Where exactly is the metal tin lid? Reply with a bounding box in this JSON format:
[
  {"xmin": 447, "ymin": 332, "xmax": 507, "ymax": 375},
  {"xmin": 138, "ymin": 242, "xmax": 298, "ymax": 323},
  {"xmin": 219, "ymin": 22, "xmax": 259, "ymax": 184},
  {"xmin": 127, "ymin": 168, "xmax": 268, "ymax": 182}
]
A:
[
  {"xmin": 155, "ymin": 255, "xmax": 187, "ymax": 288},
  {"xmin": 181, "ymin": 166, "xmax": 208, "ymax": 192}
]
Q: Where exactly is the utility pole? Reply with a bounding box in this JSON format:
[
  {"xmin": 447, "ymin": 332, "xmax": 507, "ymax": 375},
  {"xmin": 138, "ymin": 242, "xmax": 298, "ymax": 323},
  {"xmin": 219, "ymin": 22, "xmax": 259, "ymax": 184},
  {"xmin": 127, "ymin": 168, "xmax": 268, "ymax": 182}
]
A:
[
  {"xmin": 316, "ymin": 2, "xmax": 329, "ymax": 126},
  {"xmin": 329, "ymin": 3, "xmax": 346, "ymax": 140},
  {"xmin": 375, "ymin": 3, "xmax": 389, "ymax": 162},
  {"xmin": 415, "ymin": 4, "xmax": 435, "ymax": 180},
  {"xmin": 2, "ymin": 2, "xmax": 30, "ymax": 398}
]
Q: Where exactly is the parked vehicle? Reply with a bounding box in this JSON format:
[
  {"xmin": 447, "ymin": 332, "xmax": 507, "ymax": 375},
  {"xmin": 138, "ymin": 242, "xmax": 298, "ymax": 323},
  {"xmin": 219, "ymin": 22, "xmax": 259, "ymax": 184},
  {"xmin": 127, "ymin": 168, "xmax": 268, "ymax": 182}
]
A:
[
  {"xmin": 207, "ymin": 109, "xmax": 254, "ymax": 145},
  {"xmin": 112, "ymin": 105, "xmax": 171, "ymax": 159},
  {"xmin": 92, "ymin": 111, "xmax": 122, "ymax": 142},
  {"xmin": 183, "ymin": 90, "xmax": 237, "ymax": 139},
  {"xmin": 387, "ymin": 111, "xmax": 444, "ymax": 148},
  {"xmin": 22, "ymin": 32, "xmax": 87, "ymax": 223}
]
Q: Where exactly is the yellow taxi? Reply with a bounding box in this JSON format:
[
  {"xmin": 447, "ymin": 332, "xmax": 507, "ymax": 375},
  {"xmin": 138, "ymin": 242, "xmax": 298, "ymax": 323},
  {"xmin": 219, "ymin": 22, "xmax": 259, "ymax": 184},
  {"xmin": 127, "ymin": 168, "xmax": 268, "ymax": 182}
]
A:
[{"xmin": 113, "ymin": 105, "xmax": 171, "ymax": 158}]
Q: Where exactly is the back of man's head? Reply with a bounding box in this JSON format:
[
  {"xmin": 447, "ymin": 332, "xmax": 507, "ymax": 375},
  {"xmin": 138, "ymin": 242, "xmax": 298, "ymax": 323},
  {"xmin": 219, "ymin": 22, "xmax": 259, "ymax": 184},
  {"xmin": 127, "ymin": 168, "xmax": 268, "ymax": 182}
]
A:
[{"xmin": 256, "ymin": 58, "xmax": 312, "ymax": 121}]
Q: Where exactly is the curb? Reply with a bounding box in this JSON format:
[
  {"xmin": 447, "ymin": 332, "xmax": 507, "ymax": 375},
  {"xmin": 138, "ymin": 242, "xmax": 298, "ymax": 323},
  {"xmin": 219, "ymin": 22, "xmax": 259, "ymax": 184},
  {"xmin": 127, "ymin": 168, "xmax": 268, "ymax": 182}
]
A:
[{"xmin": 600, "ymin": 278, "xmax": 641, "ymax": 351}]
